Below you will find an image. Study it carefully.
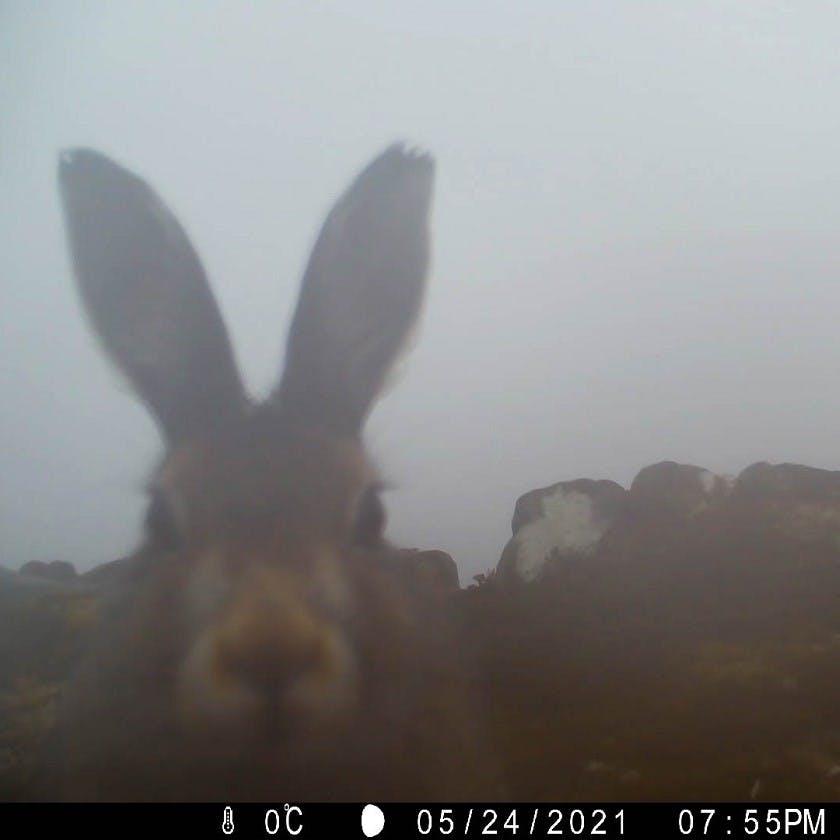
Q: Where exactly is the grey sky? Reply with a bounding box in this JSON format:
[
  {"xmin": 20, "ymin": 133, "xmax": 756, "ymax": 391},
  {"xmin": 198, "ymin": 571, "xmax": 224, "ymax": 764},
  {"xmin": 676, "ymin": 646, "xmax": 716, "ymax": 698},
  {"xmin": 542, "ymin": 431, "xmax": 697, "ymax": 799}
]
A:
[{"xmin": 3, "ymin": 2, "xmax": 840, "ymax": 581}]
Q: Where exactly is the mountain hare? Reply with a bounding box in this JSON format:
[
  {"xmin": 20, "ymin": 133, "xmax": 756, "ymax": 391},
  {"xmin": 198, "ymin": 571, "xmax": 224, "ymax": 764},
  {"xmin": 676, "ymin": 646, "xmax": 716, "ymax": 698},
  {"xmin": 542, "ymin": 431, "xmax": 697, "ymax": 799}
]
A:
[{"xmin": 46, "ymin": 145, "xmax": 499, "ymax": 801}]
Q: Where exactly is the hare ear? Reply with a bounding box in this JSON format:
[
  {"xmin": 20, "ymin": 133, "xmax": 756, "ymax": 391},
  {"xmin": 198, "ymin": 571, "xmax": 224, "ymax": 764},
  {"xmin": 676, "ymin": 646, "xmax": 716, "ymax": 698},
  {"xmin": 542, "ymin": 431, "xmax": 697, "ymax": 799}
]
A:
[
  {"xmin": 58, "ymin": 149, "xmax": 246, "ymax": 445},
  {"xmin": 274, "ymin": 144, "xmax": 434, "ymax": 435}
]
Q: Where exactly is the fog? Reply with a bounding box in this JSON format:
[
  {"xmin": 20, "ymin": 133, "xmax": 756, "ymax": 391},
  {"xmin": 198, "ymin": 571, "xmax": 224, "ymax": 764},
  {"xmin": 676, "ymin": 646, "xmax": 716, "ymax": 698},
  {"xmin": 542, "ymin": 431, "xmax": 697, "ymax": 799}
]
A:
[{"xmin": 3, "ymin": 2, "xmax": 840, "ymax": 582}]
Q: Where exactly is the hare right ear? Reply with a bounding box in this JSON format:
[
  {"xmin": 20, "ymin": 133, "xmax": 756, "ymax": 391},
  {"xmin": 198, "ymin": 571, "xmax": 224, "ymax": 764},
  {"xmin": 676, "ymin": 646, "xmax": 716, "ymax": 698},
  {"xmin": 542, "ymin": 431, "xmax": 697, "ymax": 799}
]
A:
[
  {"xmin": 274, "ymin": 144, "xmax": 434, "ymax": 435},
  {"xmin": 58, "ymin": 149, "xmax": 246, "ymax": 445}
]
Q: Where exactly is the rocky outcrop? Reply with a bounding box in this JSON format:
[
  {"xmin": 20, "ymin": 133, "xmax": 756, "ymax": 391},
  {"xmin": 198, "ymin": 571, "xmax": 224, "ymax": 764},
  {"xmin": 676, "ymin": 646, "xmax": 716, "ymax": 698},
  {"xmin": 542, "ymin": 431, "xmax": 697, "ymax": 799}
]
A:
[
  {"xmin": 474, "ymin": 460, "xmax": 840, "ymax": 800},
  {"xmin": 497, "ymin": 461, "xmax": 800, "ymax": 583}
]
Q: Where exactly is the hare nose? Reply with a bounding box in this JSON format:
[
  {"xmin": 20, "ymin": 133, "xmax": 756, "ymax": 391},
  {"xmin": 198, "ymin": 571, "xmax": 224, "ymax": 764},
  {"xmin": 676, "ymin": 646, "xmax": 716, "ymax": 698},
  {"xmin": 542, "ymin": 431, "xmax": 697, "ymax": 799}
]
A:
[{"xmin": 216, "ymin": 583, "xmax": 326, "ymax": 695}]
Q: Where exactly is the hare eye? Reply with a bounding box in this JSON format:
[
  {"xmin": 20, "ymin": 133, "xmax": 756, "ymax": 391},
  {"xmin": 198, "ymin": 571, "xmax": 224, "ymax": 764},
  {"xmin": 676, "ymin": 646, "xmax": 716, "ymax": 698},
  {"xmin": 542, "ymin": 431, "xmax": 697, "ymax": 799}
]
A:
[
  {"xmin": 145, "ymin": 489, "xmax": 181, "ymax": 551},
  {"xmin": 352, "ymin": 486, "xmax": 386, "ymax": 549}
]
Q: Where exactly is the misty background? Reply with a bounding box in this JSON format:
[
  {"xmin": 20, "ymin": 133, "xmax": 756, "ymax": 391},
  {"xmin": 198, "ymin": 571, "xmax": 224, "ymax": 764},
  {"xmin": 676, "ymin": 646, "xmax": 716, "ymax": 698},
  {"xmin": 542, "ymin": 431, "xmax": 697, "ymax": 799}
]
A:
[{"xmin": 3, "ymin": 2, "xmax": 840, "ymax": 583}]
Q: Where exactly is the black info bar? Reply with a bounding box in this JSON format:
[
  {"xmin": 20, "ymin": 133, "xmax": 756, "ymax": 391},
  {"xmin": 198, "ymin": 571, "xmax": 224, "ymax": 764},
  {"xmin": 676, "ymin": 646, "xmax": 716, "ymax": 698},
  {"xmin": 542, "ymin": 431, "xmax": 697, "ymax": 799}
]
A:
[{"xmin": 0, "ymin": 803, "xmax": 832, "ymax": 839}]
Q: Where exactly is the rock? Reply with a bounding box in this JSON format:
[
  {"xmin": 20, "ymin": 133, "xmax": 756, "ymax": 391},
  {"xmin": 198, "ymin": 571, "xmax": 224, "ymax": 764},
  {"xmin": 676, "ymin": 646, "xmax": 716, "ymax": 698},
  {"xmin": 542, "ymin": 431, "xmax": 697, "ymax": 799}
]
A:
[
  {"xmin": 730, "ymin": 462, "xmax": 840, "ymax": 553},
  {"xmin": 390, "ymin": 548, "xmax": 460, "ymax": 594},
  {"xmin": 497, "ymin": 479, "xmax": 626, "ymax": 584},
  {"xmin": 18, "ymin": 561, "xmax": 77, "ymax": 584},
  {"xmin": 734, "ymin": 462, "xmax": 840, "ymax": 502},
  {"xmin": 628, "ymin": 461, "xmax": 733, "ymax": 520}
]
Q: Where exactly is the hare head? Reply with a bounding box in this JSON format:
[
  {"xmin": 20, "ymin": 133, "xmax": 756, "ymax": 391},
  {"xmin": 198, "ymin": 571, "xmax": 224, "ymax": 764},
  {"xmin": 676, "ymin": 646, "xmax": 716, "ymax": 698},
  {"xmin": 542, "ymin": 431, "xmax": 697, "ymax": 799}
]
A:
[{"xmin": 48, "ymin": 146, "xmax": 497, "ymax": 800}]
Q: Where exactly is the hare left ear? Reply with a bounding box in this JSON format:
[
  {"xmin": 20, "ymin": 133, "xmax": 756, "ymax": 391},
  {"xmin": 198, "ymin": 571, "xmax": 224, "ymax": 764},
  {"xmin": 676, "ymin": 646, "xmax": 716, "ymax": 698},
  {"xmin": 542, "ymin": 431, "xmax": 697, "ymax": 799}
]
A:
[
  {"xmin": 273, "ymin": 145, "xmax": 435, "ymax": 436},
  {"xmin": 58, "ymin": 149, "xmax": 247, "ymax": 446}
]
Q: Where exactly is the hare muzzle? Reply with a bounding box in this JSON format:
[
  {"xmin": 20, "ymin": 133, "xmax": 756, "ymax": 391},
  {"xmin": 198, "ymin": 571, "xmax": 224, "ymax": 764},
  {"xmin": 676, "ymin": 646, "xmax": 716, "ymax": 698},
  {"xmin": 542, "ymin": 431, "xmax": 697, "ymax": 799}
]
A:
[{"xmin": 178, "ymin": 557, "xmax": 357, "ymax": 736}]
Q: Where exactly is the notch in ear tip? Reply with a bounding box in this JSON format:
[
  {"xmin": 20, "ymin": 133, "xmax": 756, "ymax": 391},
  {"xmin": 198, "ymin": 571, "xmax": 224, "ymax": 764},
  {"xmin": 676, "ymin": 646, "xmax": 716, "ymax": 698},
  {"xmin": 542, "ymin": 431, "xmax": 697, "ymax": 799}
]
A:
[{"xmin": 387, "ymin": 141, "xmax": 434, "ymax": 167}]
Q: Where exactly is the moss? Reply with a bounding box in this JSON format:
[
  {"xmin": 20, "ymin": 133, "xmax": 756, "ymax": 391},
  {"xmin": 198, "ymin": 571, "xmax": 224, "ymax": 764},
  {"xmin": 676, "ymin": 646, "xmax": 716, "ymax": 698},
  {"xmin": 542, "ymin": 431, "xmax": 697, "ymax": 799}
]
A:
[
  {"xmin": 0, "ymin": 676, "xmax": 62, "ymax": 799},
  {"xmin": 59, "ymin": 591, "xmax": 100, "ymax": 631}
]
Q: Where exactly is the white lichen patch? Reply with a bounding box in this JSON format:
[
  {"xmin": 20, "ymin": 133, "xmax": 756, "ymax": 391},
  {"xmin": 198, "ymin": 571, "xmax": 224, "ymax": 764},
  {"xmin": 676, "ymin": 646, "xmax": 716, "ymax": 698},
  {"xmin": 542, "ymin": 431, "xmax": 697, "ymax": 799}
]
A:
[
  {"xmin": 698, "ymin": 470, "xmax": 735, "ymax": 498},
  {"xmin": 514, "ymin": 488, "xmax": 607, "ymax": 582},
  {"xmin": 699, "ymin": 470, "xmax": 717, "ymax": 496}
]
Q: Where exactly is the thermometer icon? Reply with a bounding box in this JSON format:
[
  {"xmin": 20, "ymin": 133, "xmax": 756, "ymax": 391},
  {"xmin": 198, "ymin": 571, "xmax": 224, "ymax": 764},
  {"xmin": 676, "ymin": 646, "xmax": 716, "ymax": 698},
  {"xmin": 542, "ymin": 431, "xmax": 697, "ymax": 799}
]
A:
[{"xmin": 222, "ymin": 805, "xmax": 235, "ymax": 835}]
